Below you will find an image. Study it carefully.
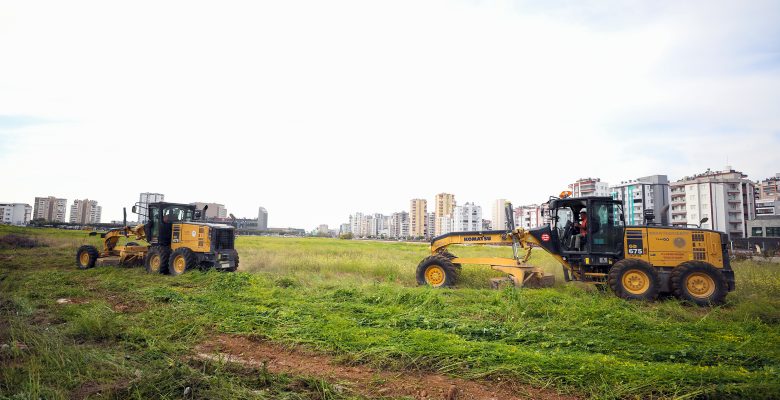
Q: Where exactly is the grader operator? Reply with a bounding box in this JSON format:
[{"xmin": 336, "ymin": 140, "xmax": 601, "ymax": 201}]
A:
[
  {"xmin": 416, "ymin": 195, "xmax": 735, "ymax": 305},
  {"xmin": 75, "ymin": 202, "xmax": 238, "ymax": 275}
]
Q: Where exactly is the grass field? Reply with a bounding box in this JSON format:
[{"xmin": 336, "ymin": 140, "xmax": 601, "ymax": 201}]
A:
[{"xmin": 1, "ymin": 226, "xmax": 779, "ymax": 399}]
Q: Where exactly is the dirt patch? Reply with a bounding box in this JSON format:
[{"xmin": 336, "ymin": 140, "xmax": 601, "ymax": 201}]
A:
[
  {"xmin": 105, "ymin": 294, "xmax": 148, "ymax": 314},
  {"xmin": 196, "ymin": 335, "xmax": 579, "ymax": 400},
  {"xmin": 71, "ymin": 379, "xmax": 132, "ymax": 400}
]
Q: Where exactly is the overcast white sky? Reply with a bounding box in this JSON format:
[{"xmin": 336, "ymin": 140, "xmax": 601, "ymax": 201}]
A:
[{"xmin": 1, "ymin": 0, "xmax": 778, "ymax": 228}]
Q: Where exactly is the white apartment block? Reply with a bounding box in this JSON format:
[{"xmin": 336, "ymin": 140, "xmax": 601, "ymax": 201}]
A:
[
  {"xmin": 514, "ymin": 204, "xmax": 544, "ymax": 229},
  {"xmin": 609, "ymin": 175, "xmax": 671, "ymax": 225},
  {"xmin": 33, "ymin": 196, "xmax": 67, "ymax": 223},
  {"xmin": 138, "ymin": 192, "xmax": 164, "ymax": 223},
  {"xmin": 349, "ymin": 212, "xmax": 365, "ymax": 237},
  {"xmin": 492, "ymin": 199, "xmax": 509, "ymax": 230},
  {"xmin": 453, "ymin": 202, "xmax": 482, "ymax": 232},
  {"xmin": 389, "ymin": 211, "xmax": 410, "ymax": 238},
  {"xmin": 569, "ymin": 178, "xmax": 610, "ymax": 197},
  {"xmin": 0, "ymin": 203, "xmax": 32, "ymax": 225},
  {"xmin": 670, "ymin": 168, "xmax": 756, "ymax": 238},
  {"xmin": 434, "ymin": 193, "xmax": 455, "ymax": 237},
  {"xmin": 425, "ymin": 212, "xmax": 436, "ymax": 239},
  {"xmin": 70, "ymin": 199, "xmax": 102, "ymax": 224}
]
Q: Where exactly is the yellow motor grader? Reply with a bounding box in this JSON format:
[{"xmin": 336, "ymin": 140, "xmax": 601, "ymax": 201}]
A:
[
  {"xmin": 76, "ymin": 202, "xmax": 238, "ymax": 275},
  {"xmin": 416, "ymin": 196, "xmax": 735, "ymax": 305}
]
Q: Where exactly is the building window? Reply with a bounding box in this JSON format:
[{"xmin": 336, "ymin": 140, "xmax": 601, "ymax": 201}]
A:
[
  {"xmin": 766, "ymin": 227, "xmax": 780, "ymax": 237},
  {"xmin": 751, "ymin": 227, "xmax": 764, "ymax": 237}
]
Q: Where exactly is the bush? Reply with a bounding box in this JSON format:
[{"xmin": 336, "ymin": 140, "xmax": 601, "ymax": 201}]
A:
[{"xmin": 0, "ymin": 234, "xmax": 45, "ymax": 249}]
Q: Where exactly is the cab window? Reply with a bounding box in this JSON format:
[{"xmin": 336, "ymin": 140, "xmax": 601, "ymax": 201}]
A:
[
  {"xmin": 162, "ymin": 206, "xmax": 193, "ymax": 223},
  {"xmin": 590, "ymin": 201, "xmax": 624, "ymax": 253}
]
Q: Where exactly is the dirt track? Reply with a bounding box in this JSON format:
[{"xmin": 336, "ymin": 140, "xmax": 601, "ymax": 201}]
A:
[{"xmin": 196, "ymin": 334, "xmax": 579, "ymax": 400}]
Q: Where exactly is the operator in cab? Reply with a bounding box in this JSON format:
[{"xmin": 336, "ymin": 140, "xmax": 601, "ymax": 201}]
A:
[{"xmin": 573, "ymin": 209, "xmax": 588, "ymax": 250}]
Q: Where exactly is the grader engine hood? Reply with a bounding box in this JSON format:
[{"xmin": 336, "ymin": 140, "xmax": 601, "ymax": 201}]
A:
[{"xmin": 172, "ymin": 222, "xmax": 235, "ymax": 251}]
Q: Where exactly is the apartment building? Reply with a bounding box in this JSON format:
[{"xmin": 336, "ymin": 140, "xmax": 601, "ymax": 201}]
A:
[
  {"xmin": 409, "ymin": 199, "xmax": 427, "ymax": 238},
  {"xmin": 670, "ymin": 167, "xmax": 756, "ymax": 238},
  {"xmin": 609, "ymin": 175, "xmax": 671, "ymax": 225},
  {"xmin": 137, "ymin": 192, "xmax": 164, "ymax": 223},
  {"xmin": 349, "ymin": 212, "xmax": 365, "ymax": 237},
  {"xmin": 434, "ymin": 193, "xmax": 455, "ymax": 237},
  {"xmin": 191, "ymin": 202, "xmax": 227, "ymax": 219},
  {"xmin": 453, "ymin": 202, "xmax": 482, "ymax": 232},
  {"xmin": 69, "ymin": 199, "xmax": 102, "ymax": 224},
  {"xmin": 33, "ymin": 196, "xmax": 67, "ymax": 223},
  {"xmin": 426, "ymin": 212, "xmax": 436, "ymax": 239},
  {"xmin": 389, "ymin": 211, "xmax": 410, "ymax": 238},
  {"xmin": 755, "ymin": 173, "xmax": 780, "ymax": 216},
  {"xmin": 492, "ymin": 199, "xmax": 509, "ymax": 230},
  {"xmin": 514, "ymin": 204, "xmax": 545, "ymax": 229},
  {"xmin": 568, "ymin": 178, "xmax": 610, "ymax": 197},
  {"xmin": 0, "ymin": 203, "xmax": 32, "ymax": 225}
]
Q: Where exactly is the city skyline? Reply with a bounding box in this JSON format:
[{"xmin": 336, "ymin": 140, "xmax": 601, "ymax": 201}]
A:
[{"xmin": 1, "ymin": 1, "xmax": 778, "ymax": 228}]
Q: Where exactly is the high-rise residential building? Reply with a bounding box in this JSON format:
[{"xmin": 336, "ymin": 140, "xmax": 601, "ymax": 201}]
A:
[
  {"xmin": 670, "ymin": 167, "xmax": 756, "ymax": 238},
  {"xmin": 425, "ymin": 212, "xmax": 436, "ymax": 239},
  {"xmin": 191, "ymin": 202, "xmax": 227, "ymax": 219},
  {"xmin": 317, "ymin": 224, "xmax": 329, "ymax": 236},
  {"xmin": 258, "ymin": 207, "xmax": 268, "ymax": 230},
  {"xmin": 569, "ymin": 178, "xmax": 610, "ymax": 197},
  {"xmin": 514, "ymin": 204, "xmax": 544, "ymax": 229},
  {"xmin": 492, "ymin": 199, "xmax": 509, "ymax": 231},
  {"xmin": 138, "ymin": 192, "xmax": 164, "ymax": 223},
  {"xmin": 453, "ymin": 202, "xmax": 482, "ymax": 232},
  {"xmin": 610, "ymin": 175, "xmax": 671, "ymax": 225},
  {"xmin": 33, "ymin": 196, "xmax": 67, "ymax": 223},
  {"xmin": 339, "ymin": 223, "xmax": 351, "ymax": 235},
  {"xmin": 389, "ymin": 211, "xmax": 409, "ymax": 239},
  {"xmin": 434, "ymin": 193, "xmax": 456, "ymax": 237},
  {"xmin": 0, "ymin": 203, "xmax": 32, "ymax": 225},
  {"xmin": 756, "ymin": 173, "xmax": 780, "ymax": 201},
  {"xmin": 756, "ymin": 198, "xmax": 780, "ymax": 216},
  {"xmin": 409, "ymin": 199, "xmax": 427, "ymax": 238},
  {"xmin": 349, "ymin": 212, "xmax": 365, "ymax": 237},
  {"xmin": 69, "ymin": 199, "xmax": 102, "ymax": 224}
]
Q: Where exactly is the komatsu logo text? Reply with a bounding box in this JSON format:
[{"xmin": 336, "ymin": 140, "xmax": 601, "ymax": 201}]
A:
[{"xmin": 463, "ymin": 236, "xmax": 492, "ymax": 242}]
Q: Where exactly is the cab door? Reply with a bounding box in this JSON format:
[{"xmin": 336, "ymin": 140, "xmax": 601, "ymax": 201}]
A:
[{"xmin": 589, "ymin": 200, "xmax": 625, "ymax": 256}]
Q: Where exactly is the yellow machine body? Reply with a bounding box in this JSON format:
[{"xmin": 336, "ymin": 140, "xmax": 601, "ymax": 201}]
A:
[
  {"xmin": 623, "ymin": 227, "xmax": 725, "ymax": 269},
  {"xmin": 171, "ymin": 223, "xmax": 212, "ymax": 253}
]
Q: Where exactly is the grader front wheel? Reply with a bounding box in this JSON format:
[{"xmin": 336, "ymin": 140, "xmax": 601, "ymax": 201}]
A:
[
  {"xmin": 416, "ymin": 255, "xmax": 458, "ymax": 288},
  {"xmin": 76, "ymin": 245, "xmax": 99, "ymax": 270}
]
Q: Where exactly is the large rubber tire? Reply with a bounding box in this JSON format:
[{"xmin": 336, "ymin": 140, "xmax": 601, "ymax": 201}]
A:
[
  {"xmin": 168, "ymin": 247, "xmax": 197, "ymax": 276},
  {"xmin": 439, "ymin": 250, "xmax": 462, "ymax": 276},
  {"xmin": 671, "ymin": 261, "xmax": 728, "ymax": 306},
  {"xmin": 76, "ymin": 245, "xmax": 99, "ymax": 270},
  {"xmin": 416, "ymin": 255, "xmax": 458, "ymax": 288},
  {"xmin": 144, "ymin": 246, "xmax": 170, "ymax": 274},
  {"xmin": 608, "ymin": 259, "xmax": 660, "ymax": 301}
]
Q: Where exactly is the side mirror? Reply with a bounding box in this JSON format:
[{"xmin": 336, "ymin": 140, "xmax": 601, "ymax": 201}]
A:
[{"xmin": 131, "ymin": 205, "xmax": 137, "ymax": 214}]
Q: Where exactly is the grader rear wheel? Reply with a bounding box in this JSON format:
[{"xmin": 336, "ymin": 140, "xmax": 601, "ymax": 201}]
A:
[
  {"xmin": 671, "ymin": 261, "xmax": 727, "ymax": 306},
  {"xmin": 168, "ymin": 247, "xmax": 197, "ymax": 276}
]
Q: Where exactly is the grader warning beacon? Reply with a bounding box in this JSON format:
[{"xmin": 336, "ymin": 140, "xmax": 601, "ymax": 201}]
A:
[
  {"xmin": 75, "ymin": 202, "xmax": 238, "ymax": 276},
  {"xmin": 416, "ymin": 194, "xmax": 735, "ymax": 305}
]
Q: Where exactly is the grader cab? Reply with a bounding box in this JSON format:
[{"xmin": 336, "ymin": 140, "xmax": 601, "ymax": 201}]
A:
[
  {"xmin": 416, "ymin": 196, "xmax": 735, "ymax": 305},
  {"xmin": 75, "ymin": 202, "xmax": 238, "ymax": 276}
]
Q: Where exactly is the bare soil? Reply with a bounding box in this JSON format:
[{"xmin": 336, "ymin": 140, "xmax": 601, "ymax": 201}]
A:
[{"xmin": 196, "ymin": 334, "xmax": 579, "ymax": 400}]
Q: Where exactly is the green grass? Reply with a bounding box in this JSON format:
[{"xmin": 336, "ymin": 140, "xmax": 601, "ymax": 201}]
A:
[{"xmin": 1, "ymin": 226, "xmax": 779, "ymax": 399}]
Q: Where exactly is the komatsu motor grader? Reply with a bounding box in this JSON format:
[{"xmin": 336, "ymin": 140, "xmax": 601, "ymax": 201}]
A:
[
  {"xmin": 75, "ymin": 202, "xmax": 238, "ymax": 275},
  {"xmin": 416, "ymin": 195, "xmax": 735, "ymax": 305}
]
